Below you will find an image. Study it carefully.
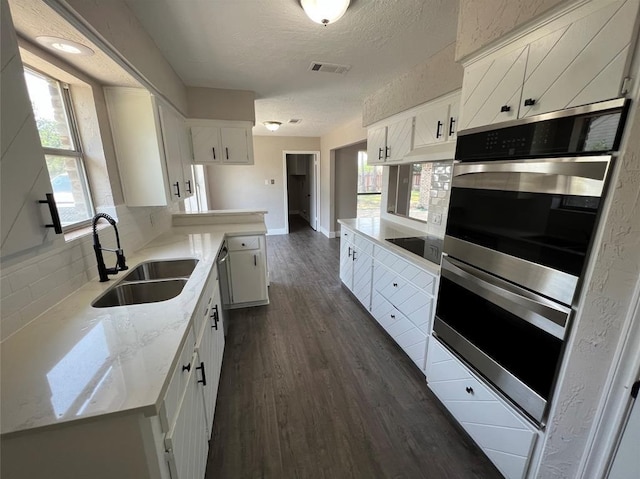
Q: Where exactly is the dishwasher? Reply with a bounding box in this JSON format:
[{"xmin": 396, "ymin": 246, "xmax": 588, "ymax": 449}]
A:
[{"xmin": 216, "ymin": 241, "xmax": 232, "ymax": 334}]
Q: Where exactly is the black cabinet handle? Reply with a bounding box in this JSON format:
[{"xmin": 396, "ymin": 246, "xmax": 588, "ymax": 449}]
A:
[
  {"xmin": 436, "ymin": 120, "xmax": 443, "ymax": 138},
  {"xmin": 225, "ymin": 147, "xmax": 229, "ymax": 160},
  {"xmin": 242, "ymin": 242, "xmax": 246, "ymax": 246},
  {"xmin": 449, "ymin": 117, "xmax": 456, "ymax": 136},
  {"xmin": 390, "ymin": 314, "xmax": 396, "ymax": 319},
  {"xmin": 211, "ymin": 304, "xmax": 219, "ymax": 330},
  {"xmin": 212, "ymin": 147, "xmax": 217, "ymax": 160},
  {"xmin": 465, "ymin": 386, "xmax": 474, "ymax": 394},
  {"xmin": 385, "ymin": 146, "xmax": 390, "ymax": 158},
  {"xmin": 196, "ymin": 362, "xmax": 207, "ymax": 386},
  {"xmin": 348, "ymin": 246, "xmax": 352, "ymax": 257},
  {"xmin": 185, "ymin": 180, "xmax": 192, "ymax": 194},
  {"xmin": 254, "ymin": 254, "xmax": 257, "ymax": 266},
  {"xmin": 378, "ymin": 148, "xmax": 383, "ymax": 160},
  {"xmin": 524, "ymin": 98, "xmax": 536, "ymax": 106},
  {"xmin": 173, "ymin": 181, "xmax": 181, "ymax": 197},
  {"xmin": 393, "ymin": 282, "xmax": 398, "ymax": 287},
  {"xmin": 352, "ymin": 251, "xmax": 357, "ymax": 261},
  {"xmin": 182, "ymin": 363, "xmax": 191, "ymax": 372},
  {"xmin": 500, "ymin": 105, "xmax": 511, "ymax": 112},
  {"xmin": 39, "ymin": 193, "xmax": 63, "ymax": 234}
]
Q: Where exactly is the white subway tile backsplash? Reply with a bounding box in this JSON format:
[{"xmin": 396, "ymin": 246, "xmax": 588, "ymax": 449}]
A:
[
  {"xmin": 1, "ymin": 275, "xmax": 12, "ymax": 299},
  {"xmin": 7, "ymin": 264, "xmax": 40, "ymax": 292},
  {"xmin": 2, "ymin": 287, "xmax": 33, "ymax": 317}
]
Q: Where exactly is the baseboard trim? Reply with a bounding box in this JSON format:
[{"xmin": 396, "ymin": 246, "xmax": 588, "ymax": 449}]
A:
[
  {"xmin": 267, "ymin": 228, "xmax": 288, "ymax": 236},
  {"xmin": 319, "ymin": 227, "xmax": 336, "ymax": 239}
]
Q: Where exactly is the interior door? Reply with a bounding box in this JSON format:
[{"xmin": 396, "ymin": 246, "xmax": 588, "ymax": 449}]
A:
[{"xmin": 309, "ymin": 154, "xmax": 318, "ymax": 231}]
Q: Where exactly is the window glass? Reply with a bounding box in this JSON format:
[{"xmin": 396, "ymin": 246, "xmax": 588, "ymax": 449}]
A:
[
  {"xmin": 356, "ymin": 151, "xmax": 382, "ymax": 218},
  {"xmin": 24, "ymin": 68, "xmax": 94, "ymax": 228},
  {"xmin": 387, "ymin": 162, "xmax": 432, "ymax": 222}
]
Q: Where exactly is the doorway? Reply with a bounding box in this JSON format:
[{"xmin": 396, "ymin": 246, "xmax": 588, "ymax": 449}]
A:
[{"xmin": 283, "ymin": 151, "xmax": 319, "ymax": 234}]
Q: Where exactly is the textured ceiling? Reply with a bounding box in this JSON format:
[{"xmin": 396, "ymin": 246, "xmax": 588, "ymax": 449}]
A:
[
  {"xmin": 8, "ymin": 0, "xmax": 460, "ymax": 137},
  {"xmin": 123, "ymin": 0, "xmax": 459, "ymax": 136}
]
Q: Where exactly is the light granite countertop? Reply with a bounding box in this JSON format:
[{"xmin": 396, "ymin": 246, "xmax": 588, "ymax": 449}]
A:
[
  {"xmin": 0, "ymin": 220, "xmax": 266, "ymax": 437},
  {"xmin": 337, "ymin": 217, "xmax": 442, "ymax": 275}
]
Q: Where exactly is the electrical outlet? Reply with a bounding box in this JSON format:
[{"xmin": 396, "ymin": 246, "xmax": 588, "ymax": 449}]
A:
[
  {"xmin": 264, "ymin": 179, "xmax": 269, "ymax": 185},
  {"xmin": 270, "ymin": 179, "xmax": 275, "ymax": 185},
  {"xmin": 432, "ymin": 213, "xmax": 442, "ymax": 225}
]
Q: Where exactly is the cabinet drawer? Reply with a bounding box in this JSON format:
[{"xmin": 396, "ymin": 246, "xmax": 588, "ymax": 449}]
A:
[
  {"xmin": 227, "ymin": 235, "xmax": 260, "ymax": 251},
  {"xmin": 160, "ymin": 326, "xmax": 195, "ymax": 432},
  {"xmin": 354, "ymin": 234, "xmax": 374, "ymax": 257},
  {"xmin": 340, "ymin": 226, "xmax": 355, "ymax": 244},
  {"xmin": 373, "ymin": 261, "xmax": 433, "ymax": 334},
  {"xmin": 426, "ymin": 338, "xmax": 537, "ymax": 479},
  {"xmin": 373, "ymin": 246, "xmax": 437, "ymax": 294},
  {"xmin": 371, "ymin": 294, "xmax": 427, "ymax": 369}
]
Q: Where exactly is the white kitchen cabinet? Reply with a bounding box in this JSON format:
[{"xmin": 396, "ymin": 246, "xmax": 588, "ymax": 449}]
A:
[
  {"xmin": 366, "ymin": 117, "xmax": 413, "ymax": 165},
  {"xmin": 459, "ymin": 0, "xmax": 640, "ymax": 130},
  {"xmin": 226, "ymin": 234, "xmax": 269, "ymax": 307},
  {"xmin": 426, "ymin": 337, "xmax": 538, "ymax": 479},
  {"xmin": 412, "ymin": 90, "xmax": 461, "ymax": 148},
  {"xmin": 104, "ymin": 87, "xmax": 193, "ymax": 206},
  {"xmin": 339, "ymin": 226, "xmax": 374, "ymax": 310},
  {"xmin": 190, "ymin": 120, "xmax": 255, "ymax": 165},
  {"xmin": 1, "ymin": 1, "xmax": 63, "ymax": 259}
]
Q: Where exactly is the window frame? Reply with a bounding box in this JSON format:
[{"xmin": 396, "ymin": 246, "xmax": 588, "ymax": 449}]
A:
[{"xmin": 24, "ymin": 66, "xmax": 95, "ymax": 232}]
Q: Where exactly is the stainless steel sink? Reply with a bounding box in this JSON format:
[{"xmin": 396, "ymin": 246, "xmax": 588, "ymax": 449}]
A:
[
  {"xmin": 92, "ymin": 279, "xmax": 188, "ymax": 308},
  {"xmin": 120, "ymin": 258, "xmax": 198, "ymax": 282}
]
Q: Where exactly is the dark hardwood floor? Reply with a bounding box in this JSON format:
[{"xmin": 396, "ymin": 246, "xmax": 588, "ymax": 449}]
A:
[{"xmin": 206, "ymin": 215, "xmax": 502, "ymax": 479}]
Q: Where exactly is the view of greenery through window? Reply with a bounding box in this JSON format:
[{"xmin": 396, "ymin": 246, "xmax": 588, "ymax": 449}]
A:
[
  {"xmin": 24, "ymin": 68, "xmax": 94, "ymax": 228},
  {"xmin": 356, "ymin": 151, "xmax": 382, "ymax": 218}
]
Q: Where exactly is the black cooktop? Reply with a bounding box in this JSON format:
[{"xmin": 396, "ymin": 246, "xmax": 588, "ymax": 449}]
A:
[{"xmin": 385, "ymin": 236, "xmax": 443, "ymax": 265}]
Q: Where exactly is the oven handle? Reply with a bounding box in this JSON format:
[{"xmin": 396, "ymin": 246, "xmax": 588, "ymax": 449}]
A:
[
  {"xmin": 441, "ymin": 255, "xmax": 570, "ymax": 339},
  {"xmin": 452, "ymin": 156, "xmax": 612, "ymax": 197}
]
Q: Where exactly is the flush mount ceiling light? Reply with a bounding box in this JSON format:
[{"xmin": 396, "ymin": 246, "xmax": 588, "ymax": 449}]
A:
[
  {"xmin": 35, "ymin": 36, "xmax": 94, "ymax": 56},
  {"xmin": 301, "ymin": 0, "xmax": 350, "ymax": 25},
  {"xmin": 263, "ymin": 121, "xmax": 282, "ymax": 132}
]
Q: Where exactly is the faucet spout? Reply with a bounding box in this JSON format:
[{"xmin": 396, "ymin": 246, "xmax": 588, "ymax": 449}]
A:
[{"xmin": 92, "ymin": 213, "xmax": 128, "ymax": 282}]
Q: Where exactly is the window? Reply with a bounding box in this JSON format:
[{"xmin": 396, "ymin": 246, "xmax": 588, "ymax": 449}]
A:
[
  {"xmin": 356, "ymin": 151, "xmax": 382, "ymax": 218},
  {"xmin": 387, "ymin": 162, "xmax": 432, "ymax": 222},
  {"xmin": 24, "ymin": 68, "xmax": 94, "ymax": 229}
]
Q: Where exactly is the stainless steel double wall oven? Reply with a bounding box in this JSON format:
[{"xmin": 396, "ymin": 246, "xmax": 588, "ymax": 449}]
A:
[{"xmin": 434, "ymin": 98, "xmax": 630, "ymax": 425}]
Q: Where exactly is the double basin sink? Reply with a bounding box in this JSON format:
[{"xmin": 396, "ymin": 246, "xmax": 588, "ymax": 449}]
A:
[{"xmin": 92, "ymin": 258, "xmax": 199, "ymax": 308}]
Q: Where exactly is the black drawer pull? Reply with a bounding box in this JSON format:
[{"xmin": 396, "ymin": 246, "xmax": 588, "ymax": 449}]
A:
[
  {"xmin": 196, "ymin": 362, "xmax": 207, "ymax": 386},
  {"xmin": 465, "ymin": 386, "xmax": 474, "ymax": 394},
  {"xmin": 348, "ymin": 246, "xmax": 352, "ymax": 257},
  {"xmin": 393, "ymin": 282, "xmax": 398, "ymax": 287},
  {"xmin": 225, "ymin": 147, "xmax": 229, "ymax": 160},
  {"xmin": 182, "ymin": 363, "xmax": 191, "ymax": 372},
  {"xmin": 500, "ymin": 105, "xmax": 511, "ymax": 112},
  {"xmin": 212, "ymin": 147, "xmax": 216, "ymax": 160},
  {"xmin": 524, "ymin": 98, "xmax": 536, "ymax": 106},
  {"xmin": 390, "ymin": 314, "xmax": 396, "ymax": 319}
]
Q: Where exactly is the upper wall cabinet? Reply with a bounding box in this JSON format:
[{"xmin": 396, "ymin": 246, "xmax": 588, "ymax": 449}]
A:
[
  {"xmin": 366, "ymin": 90, "xmax": 460, "ymax": 166},
  {"xmin": 104, "ymin": 88, "xmax": 193, "ymax": 206},
  {"xmin": 189, "ymin": 120, "xmax": 254, "ymax": 165},
  {"xmin": 459, "ymin": 0, "xmax": 640, "ymax": 131},
  {"xmin": 1, "ymin": 1, "xmax": 64, "ymax": 259},
  {"xmin": 367, "ymin": 117, "xmax": 413, "ymax": 165}
]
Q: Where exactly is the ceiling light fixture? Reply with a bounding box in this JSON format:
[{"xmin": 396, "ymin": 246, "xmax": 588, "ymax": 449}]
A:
[
  {"xmin": 35, "ymin": 36, "xmax": 94, "ymax": 56},
  {"xmin": 301, "ymin": 0, "xmax": 350, "ymax": 26},
  {"xmin": 263, "ymin": 121, "xmax": 282, "ymax": 132}
]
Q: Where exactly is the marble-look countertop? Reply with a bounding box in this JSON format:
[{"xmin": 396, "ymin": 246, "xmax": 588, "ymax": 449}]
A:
[
  {"xmin": 337, "ymin": 217, "xmax": 441, "ymax": 275},
  {"xmin": 0, "ymin": 220, "xmax": 266, "ymax": 437}
]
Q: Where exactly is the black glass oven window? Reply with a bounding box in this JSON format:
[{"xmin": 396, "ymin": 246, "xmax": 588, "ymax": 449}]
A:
[
  {"xmin": 446, "ymin": 188, "xmax": 600, "ymax": 276},
  {"xmin": 436, "ymin": 276, "xmax": 562, "ymax": 399}
]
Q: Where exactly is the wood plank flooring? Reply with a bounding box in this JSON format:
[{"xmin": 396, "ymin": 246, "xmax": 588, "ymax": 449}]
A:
[{"xmin": 206, "ymin": 216, "xmax": 502, "ymax": 479}]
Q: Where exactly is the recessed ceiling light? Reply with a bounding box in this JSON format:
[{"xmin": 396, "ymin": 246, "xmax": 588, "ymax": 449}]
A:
[
  {"xmin": 263, "ymin": 121, "xmax": 282, "ymax": 132},
  {"xmin": 35, "ymin": 36, "xmax": 94, "ymax": 56}
]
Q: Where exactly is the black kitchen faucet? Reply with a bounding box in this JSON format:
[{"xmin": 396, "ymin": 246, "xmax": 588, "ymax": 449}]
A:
[{"xmin": 92, "ymin": 213, "xmax": 128, "ymax": 282}]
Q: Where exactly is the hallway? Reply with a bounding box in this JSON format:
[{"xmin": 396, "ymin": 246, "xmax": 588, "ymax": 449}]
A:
[{"xmin": 206, "ymin": 224, "xmax": 502, "ymax": 478}]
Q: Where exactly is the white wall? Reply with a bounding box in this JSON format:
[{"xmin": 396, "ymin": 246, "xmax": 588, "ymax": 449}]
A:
[
  {"xmin": 334, "ymin": 142, "xmax": 364, "ymax": 231},
  {"xmin": 206, "ymin": 136, "xmax": 320, "ymax": 234},
  {"xmin": 319, "ymin": 116, "xmax": 367, "ymax": 237},
  {"xmin": 186, "ymin": 87, "xmax": 255, "ymax": 122}
]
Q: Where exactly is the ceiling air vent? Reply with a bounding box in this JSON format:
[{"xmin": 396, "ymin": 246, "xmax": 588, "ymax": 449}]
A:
[
  {"xmin": 288, "ymin": 119, "xmax": 302, "ymax": 124},
  {"xmin": 309, "ymin": 62, "xmax": 351, "ymax": 74}
]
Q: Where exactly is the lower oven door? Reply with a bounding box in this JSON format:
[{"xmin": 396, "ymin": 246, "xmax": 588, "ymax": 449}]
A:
[{"xmin": 434, "ymin": 255, "xmax": 571, "ymax": 425}]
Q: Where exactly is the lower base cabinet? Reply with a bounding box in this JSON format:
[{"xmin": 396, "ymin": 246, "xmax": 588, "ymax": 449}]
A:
[
  {"xmin": 426, "ymin": 337, "xmax": 538, "ymax": 479},
  {"xmin": 226, "ymin": 235, "xmax": 269, "ymax": 308},
  {"xmin": 1, "ymin": 265, "xmax": 226, "ymax": 479}
]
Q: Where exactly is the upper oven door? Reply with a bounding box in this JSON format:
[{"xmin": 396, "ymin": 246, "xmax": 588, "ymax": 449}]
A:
[{"xmin": 445, "ymin": 156, "xmax": 612, "ymax": 305}]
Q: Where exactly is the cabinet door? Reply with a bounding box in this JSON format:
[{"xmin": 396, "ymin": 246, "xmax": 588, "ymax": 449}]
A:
[
  {"xmin": 158, "ymin": 104, "xmax": 186, "ymax": 201},
  {"xmin": 191, "ymin": 125, "xmax": 221, "ymax": 164},
  {"xmin": 385, "ymin": 117, "xmax": 413, "ymax": 162},
  {"xmin": 1, "ymin": 2, "xmax": 65, "ymax": 258},
  {"xmin": 178, "ymin": 120, "xmax": 195, "ymax": 198},
  {"xmin": 447, "ymin": 95, "xmax": 460, "ymax": 142},
  {"xmin": 413, "ymin": 102, "xmax": 450, "ymax": 147},
  {"xmin": 520, "ymin": 0, "xmax": 638, "ymax": 118},
  {"xmin": 220, "ymin": 127, "xmax": 250, "ymax": 164},
  {"xmin": 339, "ymin": 237, "xmax": 354, "ymax": 288},
  {"xmin": 352, "ymin": 249, "xmax": 372, "ymax": 310},
  {"xmin": 366, "ymin": 126, "xmax": 387, "ymax": 165},
  {"xmin": 229, "ymin": 249, "xmax": 268, "ymax": 304},
  {"xmin": 165, "ymin": 352, "xmax": 209, "ymax": 479},
  {"xmin": 459, "ymin": 45, "xmax": 528, "ymax": 130}
]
